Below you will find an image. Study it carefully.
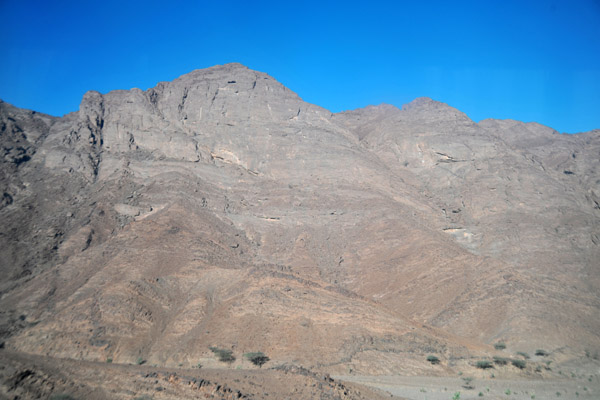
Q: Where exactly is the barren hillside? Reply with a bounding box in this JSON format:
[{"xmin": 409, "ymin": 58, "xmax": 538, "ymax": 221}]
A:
[{"xmin": 1, "ymin": 63, "xmax": 599, "ymax": 398}]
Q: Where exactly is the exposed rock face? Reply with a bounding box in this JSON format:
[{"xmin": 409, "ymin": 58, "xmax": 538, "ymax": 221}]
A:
[{"xmin": 0, "ymin": 63, "xmax": 598, "ymax": 373}]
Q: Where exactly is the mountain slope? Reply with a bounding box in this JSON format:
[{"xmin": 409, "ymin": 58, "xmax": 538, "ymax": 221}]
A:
[{"xmin": 1, "ymin": 64, "xmax": 598, "ymax": 375}]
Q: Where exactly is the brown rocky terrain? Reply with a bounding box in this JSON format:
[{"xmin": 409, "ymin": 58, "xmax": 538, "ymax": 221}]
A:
[
  {"xmin": 1, "ymin": 63, "xmax": 599, "ymax": 398},
  {"xmin": 0, "ymin": 350, "xmax": 389, "ymax": 400}
]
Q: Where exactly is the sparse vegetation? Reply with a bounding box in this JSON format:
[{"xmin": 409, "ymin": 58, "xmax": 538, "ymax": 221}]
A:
[
  {"xmin": 243, "ymin": 352, "xmax": 270, "ymax": 368},
  {"xmin": 50, "ymin": 395, "xmax": 76, "ymax": 400},
  {"xmin": 462, "ymin": 376, "xmax": 474, "ymax": 390},
  {"xmin": 505, "ymin": 388, "xmax": 511, "ymax": 395},
  {"xmin": 494, "ymin": 342, "xmax": 506, "ymax": 350},
  {"xmin": 585, "ymin": 350, "xmax": 599, "ymax": 360},
  {"xmin": 479, "ymin": 392, "xmax": 484, "ymax": 397},
  {"xmin": 493, "ymin": 356, "xmax": 510, "ymax": 365},
  {"xmin": 106, "ymin": 357, "xmax": 112, "ymax": 363},
  {"xmin": 511, "ymin": 359, "xmax": 526, "ymax": 369},
  {"xmin": 136, "ymin": 356, "xmax": 146, "ymax": 365},
  {"xmin": 427, "ymin": 355, "xmax": 440, "ymax": 364},
  {"xmin": 516, "ymin": 351, "xmax": 530, "ymax": 359},
  {"xmin": 535, "ymin": 349, "xmax": 548, "ymax": 356},
  {"xmin": 452, "ymin": 392, "xmax": 461, "ymax": 400},
  {"xmin": 476, "ymin": 360, "xmax": 493, "ymax": 369},
  {"xmin": 209, "ymin": 346, "xmax": 236, "ymax": 363}
]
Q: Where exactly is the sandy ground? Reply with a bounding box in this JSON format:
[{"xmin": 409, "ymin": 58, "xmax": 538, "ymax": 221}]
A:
[{"xmin": 334, "ymin": 375, "xmax": 600, "ymax": 400}]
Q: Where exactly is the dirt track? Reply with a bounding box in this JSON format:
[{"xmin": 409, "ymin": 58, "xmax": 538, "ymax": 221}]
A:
[{"xmin": 335, "ymin": 374, "xmax": 600, "ymax": 400}]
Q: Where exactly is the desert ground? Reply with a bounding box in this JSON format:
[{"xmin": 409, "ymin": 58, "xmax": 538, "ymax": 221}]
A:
[
  {"xmin": 0, "ymin": 350, "xmax": 389, "ymax": 400},
  {"xmin": 2, "ymin": 348, "xmax": 599, "ymax": 399},
  {"xmin": 337, "ymin": 374, "xmax": 600, "ymax": 400}
]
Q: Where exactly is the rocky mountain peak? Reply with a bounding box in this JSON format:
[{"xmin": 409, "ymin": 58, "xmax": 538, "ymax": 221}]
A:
[
  {"xmin": 62, "ymin": 64, "xmax": 344, "ymax": 171},
  {"xmin": 363, "ymin": 103, "xmax": 401, "ymax": 113},
  {"xmin": 400, "ymin": 96, "xmax": 473, "ymax": 123},
  {"xmin": 401, "ymin": 96, "xmax": 442, "ymax": 110}
]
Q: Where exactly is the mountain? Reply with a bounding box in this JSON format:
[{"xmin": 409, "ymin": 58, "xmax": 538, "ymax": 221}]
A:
[{"xmin": 1, "ymin": 63, "xmax": 599, "ymax": 384}]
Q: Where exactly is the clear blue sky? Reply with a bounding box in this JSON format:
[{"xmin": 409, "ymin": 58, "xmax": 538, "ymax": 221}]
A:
[{"xmin": 1, "ymin": 0, "xmax": 599, "ymax": 133}]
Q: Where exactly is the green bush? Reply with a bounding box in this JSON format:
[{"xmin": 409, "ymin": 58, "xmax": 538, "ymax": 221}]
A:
[
  {"xmin": 243, "ymin": 352, "xmax": 270, "ymax": 368},
  {"xmin": 493, "ymin": 356, "xmax": 509, "ymax": 365},
  {"xmin": 516, "ymin": 351, "xmax": 530, "ymax": 359},
  {"xmin": 462, "ymin": 376, "xmax": 474, "ymax": 389},
  {"xmin": 136, "ymin": 356, "xmax": 146, "ymax": 365},
  {"xmin": 494, "ymin": 342, "xmax": 506, "ymax": 350},
  {"xmin": 535, "ymin": 349, "xmax": 549, "ymax": 356},
  {"xmin": 511, "ymin": 359, "xmax": 526, "ymax": 369},
  {"xmin": 209, "ymin": 346, "xmax": 236, "ymax": 363},
  {"xmin": 50, "ymin": 395, "xmax": 76, "ymax": 400},
  {"xmin": 476, "ymin": 360, "xmax": 493, "ymax": 369},
  {"xmin": 426, "ymin": 355, "xmax": 440, "ymax": 364}
]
